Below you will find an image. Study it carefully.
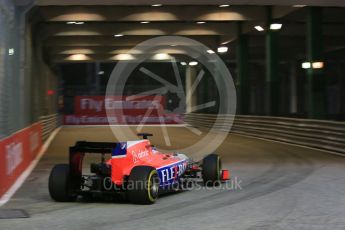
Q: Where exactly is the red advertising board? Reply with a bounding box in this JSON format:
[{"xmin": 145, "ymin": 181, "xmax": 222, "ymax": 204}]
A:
[
  {"xmin": 64, "ymin": 96, "xmax": 183, "ymax": 125},
  {"xmin": 0, "ymin": 123, "xmax": 42, "ymax": 198},
  {"xmin": 74, "ymin": 96, "xmax": 165, "ymax": 115}
]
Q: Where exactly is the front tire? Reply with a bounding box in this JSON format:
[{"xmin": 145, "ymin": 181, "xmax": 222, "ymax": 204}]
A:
[
  {"xmin": 127, "ymin": 166, "xmax": 159, "ymax": 204},
  {"xmin": 202, "ymin": 154, "xmax": 221, "ymax": 186},
  {"xmin": 48, "ymin": 164, "xmax": 76, "ymax": 202}
]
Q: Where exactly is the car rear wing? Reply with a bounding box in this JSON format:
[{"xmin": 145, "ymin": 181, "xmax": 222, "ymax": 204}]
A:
[
  {"xmin": 70, "ymin": 141, "xmax": 118, "ymax": 154},
  {"xmin": 69, "ymin": 141, "xmax": 118, "ymax": 186}
]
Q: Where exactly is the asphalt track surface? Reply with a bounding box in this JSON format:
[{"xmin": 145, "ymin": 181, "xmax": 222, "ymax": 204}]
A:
[{"xmin": 1, "ymin": 126, "xmax": 345, "ymax": 230}]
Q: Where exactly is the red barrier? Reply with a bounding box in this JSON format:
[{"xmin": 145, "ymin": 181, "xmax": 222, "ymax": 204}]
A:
[
  {"xmin": 63, "ymin": 114, "xmax": 183, "ymax": 125},
  {"xmin": 0, "ymin": 123, "xmax": 42, "ymax": 198},
  {"xmin": 74, "ymin": 96, "xmax": 165, "ymax": 115}
]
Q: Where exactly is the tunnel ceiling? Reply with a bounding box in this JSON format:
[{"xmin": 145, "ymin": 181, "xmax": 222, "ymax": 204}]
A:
[
  {"xmin": 28, "ymin": 1, "xmax": 345, "ymax": 63},
  {"xmin": 32, "ymin": 0, "xmax": 345, "ymax": 7}
]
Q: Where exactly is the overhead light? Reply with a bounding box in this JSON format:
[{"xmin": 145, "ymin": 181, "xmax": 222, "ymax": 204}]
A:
[
  {"xmin": 189, "ymin": 61, "xmax": 198, "ymax": 66},
  {"xmin": 312, "ymin": 61, "xmax": 324, "ymax": 69},
  {"xmin": 66, "ymin": 21, "xmax": 84, "ymax": 25},
  {"xmin": 254, "ymin": 25, "xmax": 264, "ymax": 31},
  {"xmin": 196, "ymin": 21, "xmax": 206, "ymax": 24},
  {"xmin": 153, "ymin": 53, "xmax": 170, "ymax": 60},
  {"xmin": 114, "ymin": 34, "xmax": 124, "ymax": 37},
  {"xmin": 293, "ymin": 5, "xmax": 306, "ymax": 7},
  {"xmin": 270, "ymin": 23, "xmax": 283, "ymax": 30},
  {"xmin": 60, "ymin": 48, "xmax": 94, "ymax": 55},
  {"xmin": 302, "ymin": 61, "xmax": 325, "ymax": 69},
  {"xmin": 170, "ymin": 44, "xmax": 177, "ymax": 47},
  {"xmin": 217, "ymin": 46, "xmax": 228, "ymax": 53},
  {"xmin": 114, "ymin": 54, "xmax": 135, "ymax": 60},
  {"xmin": 98, "ymin": 71, "xmax": 105, "ymax": 75},
  {"xmin": 152, "ymin": 4, "xmax": 162, "ymax": 7},
  {"xmin": 302, "ymin": 62, "xmax": 311, "ymax": 69},
  {"xmin": 68, "ymin": 54, "xmax": 89, "ymax": 61},
  {"xmin": 8, "ymin": 48, "xmax": 14, "ymax": 56},
  {"xmin": 140, "ymin": 21, "xmax": 150, "ymax": 24},
  {"xmin": 110, "ymin": 49, "xmax": 142, "ymax": 55},
  {"xmin": 207, "ymin": 49, "xmax": 215, "ymax": 54},
  {"xmin": 180, "ymin": 62, "xmax": 187, "ymax": 66},
  {"xmin": 219, "ymin": 4, "xmax": 230, "ymax": 7}
]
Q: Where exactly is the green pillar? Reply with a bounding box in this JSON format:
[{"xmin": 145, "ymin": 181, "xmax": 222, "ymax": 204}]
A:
[
  {"xmin": 307, "ymin": 7, "xmax": 326, "ymax": 119},
  {"xmin": 236, "ymin": 22, "xmax": 250, "ymax": 114},
  {"xmin": 265, "ymin": 6, "xmax": 280, "ymax": 116},
  {"xmin": 202, "ymin": 72, "xmax": 209, "ymax": 112},
  {"xmin": 185, "ymin": 65, "xmax": 197, "ymax": 113}
]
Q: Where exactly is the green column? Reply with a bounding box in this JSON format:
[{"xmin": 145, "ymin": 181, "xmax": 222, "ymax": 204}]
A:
[
  {"xmin": 185, "ymin": 65, "xmax": 197, "ymax": 113},
  {"xmin": 202, "ymin": 71, "xmax": 209, "ymax": 112},
  {"xmin": 307, "ymin": 7, "xmax": 326, "ymax": 119},
  {"xmin": 236, "ymin": 22, "xmax": 250, "ymax": 114},
  {"xmin": 265, "ymin": 6, "xmax": 280, "ymax": 116}
]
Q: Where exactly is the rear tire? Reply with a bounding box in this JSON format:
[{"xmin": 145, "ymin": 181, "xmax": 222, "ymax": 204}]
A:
[
  {"xmin": 49, "ymin": 164, "xmax": 76, "ymax": 202},
  {"xmin": 202, "ymin": 154, "xmax": 221, "ymax": 186},
  {"xmin": 127, "ymin": 166, "xmax": 159, "ymax": 204}
]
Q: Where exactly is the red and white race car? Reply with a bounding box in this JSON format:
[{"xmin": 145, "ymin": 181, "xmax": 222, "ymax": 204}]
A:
[{"xmin": 48, "ymin": 133, "xmax": 229, "ymax": 204}]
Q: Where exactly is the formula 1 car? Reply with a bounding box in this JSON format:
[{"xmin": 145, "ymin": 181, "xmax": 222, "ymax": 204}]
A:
[{"xmin": 48, "ymin": 133, "xmax": 229, "ymax": 204}]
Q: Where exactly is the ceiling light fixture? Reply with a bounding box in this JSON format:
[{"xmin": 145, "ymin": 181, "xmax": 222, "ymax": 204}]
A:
[
  {"xmin": 270, "ymin": 23, "xmax": 283, "ymax": 30},
  {"xmin": 189, "ymin": 61, "xmax": 198, "ymax": 66},
  {"xmin": 153, "ymin": 53, "xmax": 170, "ymax": 60},
  {"xmin": 114, "ymin": 54, "xmax": 135, "ymax": 60},
  {"xmin": 254, "ymin": 25, "xmax": 264, "ymax": 31},
  {"xmin": 196, "ymin": 21, "xmax": 206, "ymax": 24},
  {"xmin": 302, "ymin": 61, "xmax": 324, "ymax": 69},
  {"xmin": 75, "ymin": 22, "xmax": 85, "ymax": 25},
  {"xmin": 152, "ymin": 4, "xmax": 162, "ymax": 7},
  {"xmin": 301, "ymin": 62, "xmax": 311, "ymax": 69},
  {"xmin": 217, "ymin": 46, "xmax": 228, "ymax": 53},
  {"xmin": 66, "ymin": 21, "xmax": 76, "ymax": 24},
  {"xmin": 140, "ymin": 21, "xmax": 150, "ymax": 24},
  {"xmin": 293, "ymin": 5, "xmax": 306, "ymax": 7},
  {"xmin": 69, "ymin": 54, "xmax": 89, "ymax": 61},
  {"xmin": 180, "ymin": 62, "xmax": 187, "ymax": 66},
  {"xmin": 312, "ymin": 61, "xmax": 324, "ymax": 69},
  {"xmin": 114, "ymin": 34, "xmax": 124, "ymax": 37},
  {"xmin": 207, "ymin": 49, "xmax": 215, "ymax": 54},
  {"xmin": 219, "ymin": 4, "xmax": 230, "ymax": 7}
]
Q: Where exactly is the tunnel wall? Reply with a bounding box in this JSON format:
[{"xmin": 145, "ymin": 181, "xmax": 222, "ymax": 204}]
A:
[
  {"xmin": 0, "ymin": 0, "xmax": 58, "ymax": 199},
  {"xmin": 0, "ymin": 0, "xmax": 58, "ymax": 138},
  {"xmin": 0, "ymin": 0, "xmax": 23, "ymax": 138}
]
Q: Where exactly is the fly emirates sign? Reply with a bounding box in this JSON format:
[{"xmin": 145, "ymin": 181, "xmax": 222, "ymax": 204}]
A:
[
  {"xmin": 77, "ymin": 96, "xmax": 162, "ymax": 113},
  {"xmin": 64, "ymin": 96, "xmax": 182, "ymax": 125}
]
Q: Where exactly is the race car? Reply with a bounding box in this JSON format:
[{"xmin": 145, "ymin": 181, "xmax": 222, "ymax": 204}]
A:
[{"xmin": 48, "ymin": 133, "xmax": 230, "ymax": 204}]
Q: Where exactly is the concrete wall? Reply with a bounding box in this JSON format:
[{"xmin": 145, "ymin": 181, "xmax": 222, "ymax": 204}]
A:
[{"xmin": 0, "ymin": 0, "xmax": 58, "ymax": 139}]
